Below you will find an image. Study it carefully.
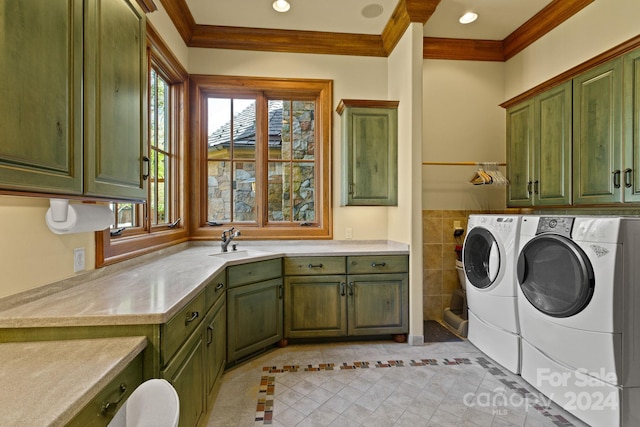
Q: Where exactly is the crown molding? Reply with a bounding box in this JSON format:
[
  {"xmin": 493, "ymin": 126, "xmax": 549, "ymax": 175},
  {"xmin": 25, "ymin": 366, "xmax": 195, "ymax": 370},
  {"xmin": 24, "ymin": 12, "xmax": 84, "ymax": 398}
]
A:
[{"xmin": 158, "ymin": 0, "xmax": 593, "ymax": 61}]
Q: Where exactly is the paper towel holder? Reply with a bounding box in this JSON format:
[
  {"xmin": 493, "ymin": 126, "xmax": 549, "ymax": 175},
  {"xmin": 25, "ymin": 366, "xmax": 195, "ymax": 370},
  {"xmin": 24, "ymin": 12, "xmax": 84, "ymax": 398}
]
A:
[{"xmin": 46, "ymin": 198, "xmax": 114, "ymax": 235}]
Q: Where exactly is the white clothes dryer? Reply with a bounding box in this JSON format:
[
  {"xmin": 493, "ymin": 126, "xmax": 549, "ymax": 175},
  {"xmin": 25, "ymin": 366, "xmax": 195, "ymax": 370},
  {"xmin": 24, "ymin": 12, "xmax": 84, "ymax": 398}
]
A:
[
  {"xmin": 463, "ymin": 214, "xmax": 521, "ymax": 374},
  {"xmin": 517, "ymin": 216, "xmax": 640, "ymax": 427}
]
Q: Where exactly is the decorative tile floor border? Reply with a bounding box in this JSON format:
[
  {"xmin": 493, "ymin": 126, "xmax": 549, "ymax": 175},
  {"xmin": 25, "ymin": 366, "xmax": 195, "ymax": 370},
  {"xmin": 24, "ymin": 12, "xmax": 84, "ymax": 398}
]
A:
[{"xmin": 254, "ymin": 356, "xmax": 577, "ymax": 426}]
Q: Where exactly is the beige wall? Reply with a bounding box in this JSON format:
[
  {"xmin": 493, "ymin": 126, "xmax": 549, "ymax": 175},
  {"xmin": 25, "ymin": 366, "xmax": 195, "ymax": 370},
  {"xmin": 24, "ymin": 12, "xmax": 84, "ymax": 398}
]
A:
[
  {"xmin": 0, "ymin": 196, "xmax": 95, "ymax": 299},
  {"xmin": 422, "ymin": 60, "xmax": 507, "ymax": 211},
  {"xmin": 387, "ymin": 23, "xmax": 425, "ymax": 343}
]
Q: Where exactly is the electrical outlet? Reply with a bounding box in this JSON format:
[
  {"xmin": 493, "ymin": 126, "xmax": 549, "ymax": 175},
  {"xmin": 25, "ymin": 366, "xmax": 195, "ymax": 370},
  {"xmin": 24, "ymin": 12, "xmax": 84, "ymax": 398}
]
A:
[
  {"xmin": 345, "ymin": 227, "xmax": 353, "ymax": 239},
  {"xmin": 74, "ymin": 247, "xmax": 85, "ymax": 273}
]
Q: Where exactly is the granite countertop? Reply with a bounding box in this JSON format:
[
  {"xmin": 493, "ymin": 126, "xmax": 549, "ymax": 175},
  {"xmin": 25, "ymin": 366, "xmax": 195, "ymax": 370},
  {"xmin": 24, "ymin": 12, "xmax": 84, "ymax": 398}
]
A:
[
  {"xmin": 0, "ymin": 240, "xmax": 409, "ymax": 329},
  {"xmin": 0, "ymin": 336, "xmax": 147, "ymax": 427}
]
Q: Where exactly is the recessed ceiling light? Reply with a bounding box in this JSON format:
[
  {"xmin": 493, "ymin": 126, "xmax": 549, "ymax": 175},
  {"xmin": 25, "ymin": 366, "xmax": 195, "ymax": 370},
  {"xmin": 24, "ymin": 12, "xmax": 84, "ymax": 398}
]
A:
[
  {"xmin": 361, "ymin": 4, "xmax": 384, "ymax": 19},
  {"xmin": 273, "ymin": 0, "xmax": 290, "ymax": 13},
  {"xmin": 459, "ymin": 12, "xmax": 478, "ymax": 24}
]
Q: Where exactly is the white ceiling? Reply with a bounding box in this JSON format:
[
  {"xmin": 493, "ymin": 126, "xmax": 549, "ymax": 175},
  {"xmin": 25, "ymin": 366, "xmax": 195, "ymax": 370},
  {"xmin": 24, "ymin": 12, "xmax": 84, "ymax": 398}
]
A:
[{"xmin": 185, "ymin": 0, "xmax": 553, "ymax": 40}]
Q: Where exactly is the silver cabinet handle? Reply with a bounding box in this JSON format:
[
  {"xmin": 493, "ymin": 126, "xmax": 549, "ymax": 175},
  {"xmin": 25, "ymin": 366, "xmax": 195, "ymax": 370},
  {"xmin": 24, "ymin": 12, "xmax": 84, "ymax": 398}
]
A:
[
  {"xmin": 215, "ymin": 283, "xmax": 224, "ymax": 291},
  {"xmin": 185, "ymin": 311, "xmax": 199, "ymax": 324},
  {"xmin": 307, "ymin": 263, "xmax": 324, "ymax": 268},
  {"xmin": 340, "ymin": 282, "xmax": 346, "ymax": 296},
  {"xmin": 348, "ymin": 282, "xmax": 354, "ymax": 296},
  {"xmin": 624, "ymin": 168, "xmax": 633, "ymax": 188},
  {"xmin": 613, "ymin": 170, "xmax": 621, "ymax": 188},
  {"xmin": 101, "ymin": 383, "xmax": 127, "ymax": 415},
  {"xmin": 371, "ymin": 262, "xmax": 386, "ymax": 267}
]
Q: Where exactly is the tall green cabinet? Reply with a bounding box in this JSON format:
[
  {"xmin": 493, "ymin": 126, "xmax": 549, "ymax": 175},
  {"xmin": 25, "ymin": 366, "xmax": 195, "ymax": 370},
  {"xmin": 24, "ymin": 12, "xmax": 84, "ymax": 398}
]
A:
[
  {"xmin": 337, "ymin": 99, "xmax": 399, "ymax": 206},
  {"xmin": 0, "ymin": 0, "xmax": 147, "ymax": 201}
]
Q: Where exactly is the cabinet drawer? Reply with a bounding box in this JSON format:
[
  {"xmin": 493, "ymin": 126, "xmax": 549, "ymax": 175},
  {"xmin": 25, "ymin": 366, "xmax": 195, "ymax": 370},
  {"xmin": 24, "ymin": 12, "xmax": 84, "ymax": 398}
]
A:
[
  {"xmin": 162, "ymin": 291, "xmax": 206, "ymax": 365},
  {"xmin": 284, "ymin": 256, "xmax": 346, "ymax": 275},
  {"xmin": 205, "ymin": 270, "xmax": 226, "ymax": 311},
  {"xmin": 67, "ymin": 353, "xmax": 143, "ymax": 426},
  {"xmin": 228, "ymin": 259, "xmax": 282, "ymax": 288},
  {"xmin": 347, "ymin": 255, "xmax": 408, "ymax": 274}
]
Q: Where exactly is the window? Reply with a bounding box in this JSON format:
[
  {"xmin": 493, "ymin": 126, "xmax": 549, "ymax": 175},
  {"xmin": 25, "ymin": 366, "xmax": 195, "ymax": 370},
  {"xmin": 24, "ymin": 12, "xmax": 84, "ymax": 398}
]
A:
[
  {"xmin": 96, "ymin": 26, "xmax": 188, "ymax": 266},
  {"xmin": 191, "ymin": 76, "xmax": 332, "ymax": 239}
]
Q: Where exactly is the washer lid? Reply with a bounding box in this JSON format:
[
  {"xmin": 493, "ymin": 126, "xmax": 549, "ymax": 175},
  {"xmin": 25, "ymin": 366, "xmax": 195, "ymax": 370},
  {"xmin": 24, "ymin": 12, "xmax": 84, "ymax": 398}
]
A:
[
  {"xmin": 463, "ymin": 227, "xmax": 501, "ymax": 289},
  {"xmin": 517, "ymin": 234, "xmax": 595, "ymax": 317}
]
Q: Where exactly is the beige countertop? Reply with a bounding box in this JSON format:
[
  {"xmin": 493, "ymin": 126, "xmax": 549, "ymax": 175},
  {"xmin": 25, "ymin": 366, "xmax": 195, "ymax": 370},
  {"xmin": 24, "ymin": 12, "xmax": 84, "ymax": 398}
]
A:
[
  {"xmin": 0, "ymin": 240, "xmax": 409, "ymax": 329},
  {"xmin": 0, "ymin": 336, "xmax": 147, "ymax": 427}
]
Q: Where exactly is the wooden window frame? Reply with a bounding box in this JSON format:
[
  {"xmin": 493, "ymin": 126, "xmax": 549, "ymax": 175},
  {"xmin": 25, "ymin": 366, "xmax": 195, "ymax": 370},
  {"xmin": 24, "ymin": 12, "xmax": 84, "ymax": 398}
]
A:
[
  {"xmin": 189, "ymin": 75, "xmax": 333, "ymax": 240},
  {"xmin": 96, "ymin": 24, "xmax": 188, "ymax": 267}
]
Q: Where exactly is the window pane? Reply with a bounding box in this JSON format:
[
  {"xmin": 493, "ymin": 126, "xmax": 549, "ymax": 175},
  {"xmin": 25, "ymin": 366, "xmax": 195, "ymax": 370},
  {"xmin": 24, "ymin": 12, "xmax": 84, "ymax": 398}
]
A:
[
  {"xmin": 292, "ymin": 101, "xmax": 315, "ymax": 160},
  {"xmin": 208, "ymin": 98, "xmax": 256, "ymax": 159},
  {"xmin": 293, "ymin": 163, "xmax": 315, "ymax": 222},
  {"xmin": 208, "ymin": 160, "xmax": 231, "ymax": 222},
  {"xmin": 156, "ymin": 74, "xmax": 168, "ymax": 151},
  {"xmin": 269, "ymin": 100, "xmax": 287, "ymax": 160},
  {"xmin": 111, "ymin": 202, "xmax": 137, "ymax": 228},
  {"xmin": 156, "ymin": 151, "xmax": 168, "ymax": 224},
  {"xmin": 234, "ymin": 162, "xmax": 256, "ymax": 222},
  {"xmin": 268, "ymin": 162, "xmax": 290, "ymax": 221}
]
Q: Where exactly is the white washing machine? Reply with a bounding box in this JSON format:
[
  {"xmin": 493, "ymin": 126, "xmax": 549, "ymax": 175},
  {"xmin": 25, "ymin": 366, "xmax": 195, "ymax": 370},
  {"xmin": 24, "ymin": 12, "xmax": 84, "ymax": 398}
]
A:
[
  {"xmin": 463, "ymin": 214, "xmax": 521, "ymax": 374},
  {"xmin": 517, "ymin": 216, "xmax": 640, "ymax": 427}
]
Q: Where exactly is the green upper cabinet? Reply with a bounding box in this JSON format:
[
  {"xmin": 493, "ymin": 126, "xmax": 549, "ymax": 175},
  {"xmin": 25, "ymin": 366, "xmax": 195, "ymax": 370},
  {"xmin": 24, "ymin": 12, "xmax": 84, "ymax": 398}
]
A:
[
  {"xmin": 573, "ymin": 58, "xmax": 623, "ymax": 205},
  {"xmin": 506, "ymin": 82, "xmax": 572, "ymax": 207},
  {"xmin": 506, "ymin": 100, "xmax": 534, "ymax": 206},
  {"xmin": 337, "ymin": 99, "xmax": 399, "ymax": 206},
  {"xmin": 0, "ymin": 0, "xmax": 146, "ymax": 201},
  {"xmin": 84, "ymin": 0, "xmax": 147, "ymax": 200},
  {"xmin": 535, "ymin": 82, "xmax": 573, "ymax": 205},
  {"xmin": 0, "ymin": 0, "xmax": 83, "ymax": 194},
  {"xmin": 623, "ymin": 49, "xmax": 640, "ymax": 202}
]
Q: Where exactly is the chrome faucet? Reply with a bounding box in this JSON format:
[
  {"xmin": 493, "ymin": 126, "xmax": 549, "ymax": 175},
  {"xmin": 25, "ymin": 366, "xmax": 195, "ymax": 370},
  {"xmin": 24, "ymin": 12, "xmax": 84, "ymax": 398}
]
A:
[{"xmin": 221, "ymin": 227, "xmax": 241, "ymax": 252}]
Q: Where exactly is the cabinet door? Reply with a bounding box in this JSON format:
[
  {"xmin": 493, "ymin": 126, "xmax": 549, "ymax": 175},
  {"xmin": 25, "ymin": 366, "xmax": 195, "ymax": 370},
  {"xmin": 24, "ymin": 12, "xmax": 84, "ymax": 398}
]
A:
[
  {"xmin": 227, "ymin": 278, "xmax": 283, "ymax": 362},
  {"xmin": 162, "ymin": 331, "xmax": 205, "ymax": 427},
  {"xmin": 84, "ymin": 0, "xmax": 147, "ymax": 200},
  {"xmin": 284, "ymin": 275, "xmax": 347, "ymax": 338},
  {"xmin": 573, "ymin": 58, "xmax": 623, "ymax": 204},
  {"xmin": 347, "ymin": 273, "xmax": 408, "ymax": 336},
  {"xmin": 535, "ymin": 81, "xmax": 572, "ymax": 205},
  {"xmin": 624, "ymin": 49, "xmax": 640, "ymax": 202},
  {"xmin": 506, "ymin": 100, "xmax": 534, "ymax": 206},
  {"xmin": 0, "ymin": 0, "xmax": 83, "ymax": 194},
  {"xmin": 205, "ymin": 296, "xmax": 226, "ymax": 398},
  {"xmin": 341, "ymin": 106, "xmax": 398, "ymax": 206}
]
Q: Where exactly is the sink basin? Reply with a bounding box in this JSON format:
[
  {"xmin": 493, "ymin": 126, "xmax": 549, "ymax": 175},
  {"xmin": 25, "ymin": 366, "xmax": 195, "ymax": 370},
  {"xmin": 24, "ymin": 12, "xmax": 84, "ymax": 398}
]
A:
[{"xmin": 208, "ymin": 249, "xmax": 268, "ymax": 260}]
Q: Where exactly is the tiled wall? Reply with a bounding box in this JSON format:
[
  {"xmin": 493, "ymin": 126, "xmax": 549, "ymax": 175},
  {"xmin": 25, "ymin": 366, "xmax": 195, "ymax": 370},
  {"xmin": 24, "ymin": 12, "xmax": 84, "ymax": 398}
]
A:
[
  {"xmin": 422, "ymin": 209, "xmax": 525, "ymax": 321},
  {"xmin": 422, "ymin": 210, "xmax": 470, "ymax": 321}
]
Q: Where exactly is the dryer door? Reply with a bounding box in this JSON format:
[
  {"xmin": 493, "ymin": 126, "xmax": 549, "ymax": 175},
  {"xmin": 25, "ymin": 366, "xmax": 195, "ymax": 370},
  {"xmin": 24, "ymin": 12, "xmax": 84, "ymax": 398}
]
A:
[
  {"xmin": 517, "ymin": 234, "xmax": 595, "ymax": 318},
  {"xmin": 463, "ymin": 227, "xmax": 501, "ymax": 289}
]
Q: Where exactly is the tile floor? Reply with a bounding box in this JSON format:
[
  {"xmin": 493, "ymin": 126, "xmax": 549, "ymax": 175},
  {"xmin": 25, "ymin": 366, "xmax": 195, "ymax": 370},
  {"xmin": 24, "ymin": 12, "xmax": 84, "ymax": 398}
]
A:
[{"xmin": 205, "ymin": 340, "xmax": 589, "ymax": 427}]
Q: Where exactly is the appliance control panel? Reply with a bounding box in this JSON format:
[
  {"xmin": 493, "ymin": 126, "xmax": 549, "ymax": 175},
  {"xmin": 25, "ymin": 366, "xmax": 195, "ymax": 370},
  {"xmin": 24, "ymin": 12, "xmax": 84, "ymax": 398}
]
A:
[{"xmin": 536, "ymin": 217, "xmax": 574, "ymax": 237}]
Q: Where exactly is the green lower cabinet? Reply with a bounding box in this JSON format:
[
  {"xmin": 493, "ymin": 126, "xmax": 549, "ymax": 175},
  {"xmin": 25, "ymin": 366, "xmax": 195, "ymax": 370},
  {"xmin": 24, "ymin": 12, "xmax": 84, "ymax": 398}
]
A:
[
  {"xmin": 67, "ymin": 352, "xmax": 143, "ymax": 426},
  {"xmin": 227, "ymin": 278, "xmax": 284, "ymax": 362},
  {"xmin": 161, "ymin": 329, "xmax": 206, "ymax": 427},
  {"xmin": 284, "ymin": 256, "xmax": 409, "ymax": 339},
  {"xmin": 347, "ymin": 274, "xmax": 409, "ymax": 336},
  {"xmin": 284, "ymin": 275, "xmax": 347, "ymax": 338},
  {"xmin": 205, "ymin": 296, "xmax": 226, "ymax": 398}
]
